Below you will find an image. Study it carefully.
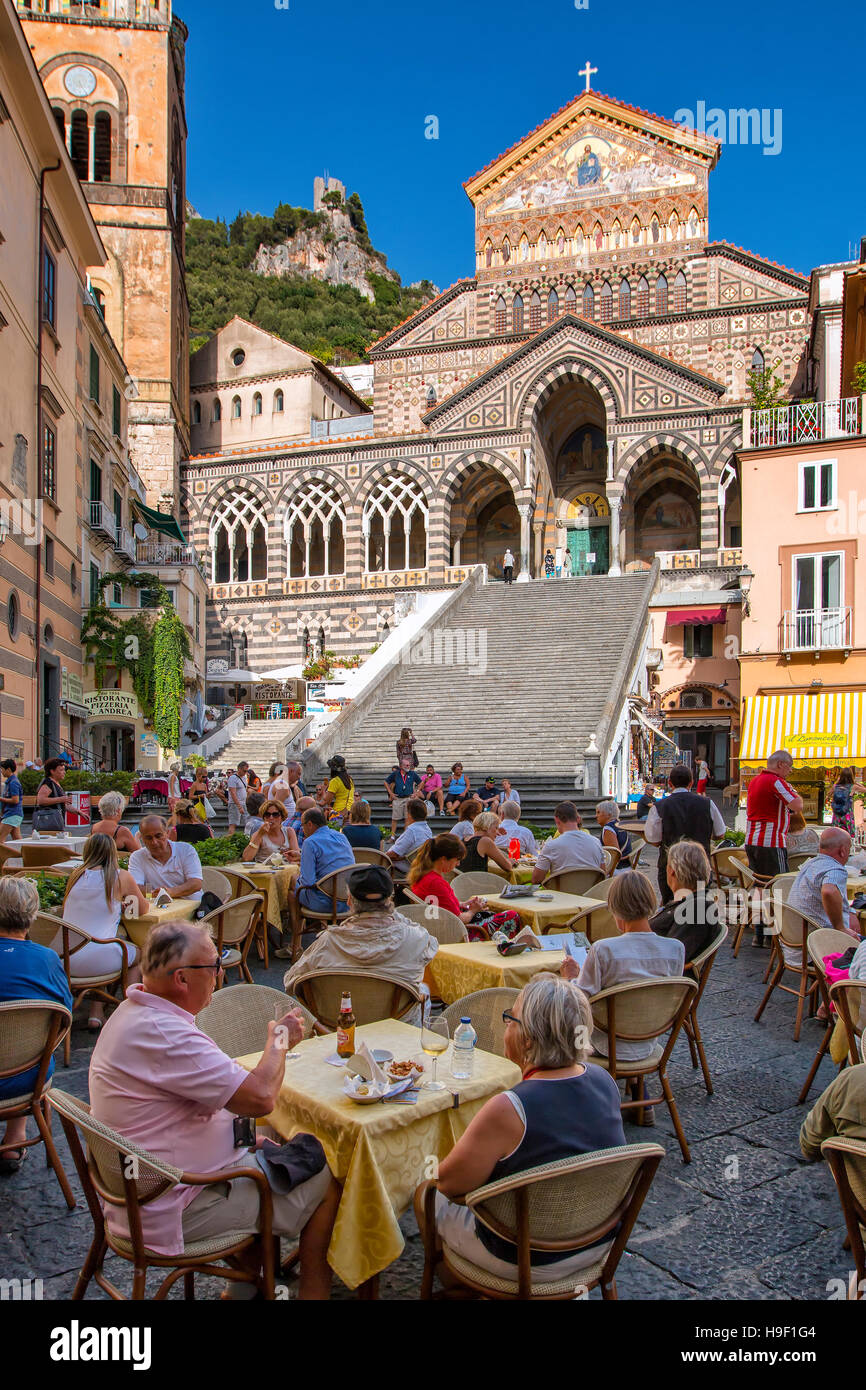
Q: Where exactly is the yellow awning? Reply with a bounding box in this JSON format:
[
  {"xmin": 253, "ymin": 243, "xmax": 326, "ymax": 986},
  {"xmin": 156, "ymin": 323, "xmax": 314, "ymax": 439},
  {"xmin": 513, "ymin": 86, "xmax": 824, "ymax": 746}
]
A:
[{"xmin": 740, "ymin": 692, "xmax": 866, "ymax": 768}]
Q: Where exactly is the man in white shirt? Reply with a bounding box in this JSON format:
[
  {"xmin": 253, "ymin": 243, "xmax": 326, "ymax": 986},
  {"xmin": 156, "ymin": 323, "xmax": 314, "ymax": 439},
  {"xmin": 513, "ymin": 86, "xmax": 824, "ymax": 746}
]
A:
[
  {"xmin": 500, "ymin": 779, "xmax": 520, "ymax": 807},
  {"xmin": 227, "ymin": 762, "xmax": 249, "ymax": 829},
  {"xmin": 387, "ymin": 798, "xmax": 433, "ymax": 875},
  {"xmin": 532, "ymin": 802, "xmax": 604, "ymax": 882},
  {"xmin": 495, "ymin": 801, "xmax": 537, "ymax": 855},
  {"xmin": 129, "ymin": 816, "xmax": 204, "ymax": 903}
]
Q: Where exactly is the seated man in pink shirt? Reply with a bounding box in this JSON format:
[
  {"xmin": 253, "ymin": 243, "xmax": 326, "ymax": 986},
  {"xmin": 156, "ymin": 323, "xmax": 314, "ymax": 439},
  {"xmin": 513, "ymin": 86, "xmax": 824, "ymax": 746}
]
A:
[
  {"xmin": 88, "ymin": 920, "xmax": 340, "ymax": 1300},
  {"xmin": 419, "ymin": 764, "xmax": 444, "ymax": 815}
]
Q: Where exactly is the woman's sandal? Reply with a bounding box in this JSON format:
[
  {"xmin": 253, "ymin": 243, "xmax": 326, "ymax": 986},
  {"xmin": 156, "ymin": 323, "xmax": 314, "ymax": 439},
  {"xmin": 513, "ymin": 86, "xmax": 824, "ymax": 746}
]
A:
[{"xmin": 0, "ymin": 1147, "xmax": 28, "ymax": 1175}]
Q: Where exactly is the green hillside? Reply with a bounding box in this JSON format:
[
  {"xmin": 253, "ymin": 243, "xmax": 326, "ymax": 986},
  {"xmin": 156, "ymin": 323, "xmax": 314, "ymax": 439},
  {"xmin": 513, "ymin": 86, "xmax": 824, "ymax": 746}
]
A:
[{"xmin": 186, "ymin": 201, "xmax": 435, "ymax": 365}]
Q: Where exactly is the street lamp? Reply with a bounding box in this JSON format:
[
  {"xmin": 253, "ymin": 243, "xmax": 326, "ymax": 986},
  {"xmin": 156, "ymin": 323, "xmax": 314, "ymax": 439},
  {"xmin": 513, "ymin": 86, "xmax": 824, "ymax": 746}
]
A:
[{"xmin": 738, "ymin": 566, "xmax": 754, "ymax": 618}]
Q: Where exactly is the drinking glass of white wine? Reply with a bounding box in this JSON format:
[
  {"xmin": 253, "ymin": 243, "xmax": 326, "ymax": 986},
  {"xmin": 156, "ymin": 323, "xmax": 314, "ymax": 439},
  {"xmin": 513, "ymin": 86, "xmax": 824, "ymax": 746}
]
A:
[{"xmin": 420, "ymin": 1014, "xmax": 450, "ymax": 1091}]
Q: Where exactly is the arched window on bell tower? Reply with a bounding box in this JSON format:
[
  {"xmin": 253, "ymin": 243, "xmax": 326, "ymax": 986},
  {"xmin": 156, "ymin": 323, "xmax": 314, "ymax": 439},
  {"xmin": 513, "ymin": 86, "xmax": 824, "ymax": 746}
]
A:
[
  {"xmin": 494, "ymin": 295, "xmax": 507, "ymax": 333},
  {"xmin": 512, "ymin": 294, "xmax": 524, "ymax": 333},
  {"xmin": 619, "ymin": 277, "xmax": 631, "ymax": 319},
  {"xmin": 70, "ymin": 110, "xmax": 89, "ymax": 183},
  {"xmin": 94, "ymin": 112, "xmax": 112, "ymax": 183},
  {"xmin": 582, "ymin": 283, "xmax": 595, "ymax": 320},
  {"xmin": 655, "ymin": 273, "xmax": 668, "ymax": 315}
]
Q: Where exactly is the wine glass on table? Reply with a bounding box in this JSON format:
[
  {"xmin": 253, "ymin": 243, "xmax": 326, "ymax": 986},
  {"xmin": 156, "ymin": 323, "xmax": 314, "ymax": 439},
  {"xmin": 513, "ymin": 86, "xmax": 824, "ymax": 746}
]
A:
[{"xmin": 419, "ymin": 1015, "xmax": 450, "ymax": 1091}]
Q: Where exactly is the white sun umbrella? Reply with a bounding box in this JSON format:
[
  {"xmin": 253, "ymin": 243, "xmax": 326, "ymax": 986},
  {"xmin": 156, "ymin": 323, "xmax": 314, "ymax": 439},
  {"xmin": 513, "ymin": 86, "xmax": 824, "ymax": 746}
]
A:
[
  {"xmin": 206, "ymin": 668, "xmax": 263, "ymax": 705},
  {"xmin": 258, "ymin": 665, "xmax": 305, "ymax": 682}
]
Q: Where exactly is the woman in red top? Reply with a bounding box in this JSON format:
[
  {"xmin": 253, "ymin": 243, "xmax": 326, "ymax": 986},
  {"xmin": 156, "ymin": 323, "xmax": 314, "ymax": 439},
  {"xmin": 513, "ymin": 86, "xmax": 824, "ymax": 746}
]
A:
[{"xmin": 409, "ymin": 833, "xmax": 488, "ymax": 928}]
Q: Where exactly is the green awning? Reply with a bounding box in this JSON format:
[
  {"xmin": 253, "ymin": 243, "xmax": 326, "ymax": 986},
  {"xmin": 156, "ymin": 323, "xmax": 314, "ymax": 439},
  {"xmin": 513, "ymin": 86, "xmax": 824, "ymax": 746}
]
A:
[{"xmin": 132, "ymin": 500, "xmax": 187, "ymax": 544}]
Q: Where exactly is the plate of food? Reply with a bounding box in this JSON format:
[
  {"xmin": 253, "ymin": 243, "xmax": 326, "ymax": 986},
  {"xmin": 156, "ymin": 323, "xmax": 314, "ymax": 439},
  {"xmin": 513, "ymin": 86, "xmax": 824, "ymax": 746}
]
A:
[
  {"xmin": 342, "ymin": 1073, "xmax": 416, "ymax": 1105},
  {"xmin": 386, "ymin": 1058, "xmax": 423, "ymax": 1084}
]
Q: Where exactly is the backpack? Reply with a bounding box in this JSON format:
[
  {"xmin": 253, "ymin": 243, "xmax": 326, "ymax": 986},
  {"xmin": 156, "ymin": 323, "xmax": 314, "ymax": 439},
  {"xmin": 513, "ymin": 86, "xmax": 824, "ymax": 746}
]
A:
[{"xmin": 831, "ymin": 785, "xmax": 851, "ymax": 816}]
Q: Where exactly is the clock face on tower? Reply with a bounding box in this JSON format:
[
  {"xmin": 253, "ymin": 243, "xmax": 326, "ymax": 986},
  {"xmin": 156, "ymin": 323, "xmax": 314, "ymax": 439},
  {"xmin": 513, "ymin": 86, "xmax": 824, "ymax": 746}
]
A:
[{"xmin": 64, "ymin": 66, "xmax": 97, "ymax": 98}]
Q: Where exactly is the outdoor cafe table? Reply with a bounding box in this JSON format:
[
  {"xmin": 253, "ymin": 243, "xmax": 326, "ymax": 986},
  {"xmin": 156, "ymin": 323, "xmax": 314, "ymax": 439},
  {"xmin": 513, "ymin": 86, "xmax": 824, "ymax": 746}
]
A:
[
  {"xmin": 427, "ymin": 940, "xmax": 566, "ymax": 1005},
  {"xmin": 120, "ymin": 898, "xmax": 200, "ymax": 948},
  {"xmin": 489, "ymin": 858, "xmax": 535, "ymax": 885},
  {"xmin": 236, "ymin": 1018, "xmax": 521, "ymax": 1290},
  {"xmin": 481, "ymin": 887, "xmax": 599, "ymax": 934},
  {"xmin": 223, "ymin": 860, "xmax": 299, "ymax": 930}
]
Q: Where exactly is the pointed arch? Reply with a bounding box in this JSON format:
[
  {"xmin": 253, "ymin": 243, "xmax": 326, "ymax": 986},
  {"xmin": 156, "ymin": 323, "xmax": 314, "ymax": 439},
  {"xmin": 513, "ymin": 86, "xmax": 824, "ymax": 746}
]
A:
[
  {"xmin": 672, "ymin": 270, "xmax": 687, "ymax": 314},
  {"xmin": 564, "ymin": 284, "xmax": 577, "ymax": 314},
  {"xmin": 611, "ymin": 219, "xmax": 622, "ymax": 249},
  {"xmin": 502, "ymin": 236, "xmax": 511, "ymax": 264},
  {"xmin": 209, "ymin": 490, "xmax": 269, "ymax": 584},
  {"xmin": 687, "ymin": 208, "xmax": 700, "ymax": 239},
  {"xmin": 519, "ymin": 233, "xmax": 530, "ymax": 262},
  {"xmin": 529, "ymin": 289, "xmax": 543, "ymax": 332},
  {"xmin": 574, "ymin": 227, "xmax": 585, "ymax": 254},
  {"xmin": 192, "ymin": 401, "xmax": 201, "ymax": 425},
  {"xmin": 619, "ymin": 277, "xmax": 631, "ymax": 319},
  {"xmin": 635, "ymin": 275, "xmax": 650, "ymax": 317},
  {"xmin": 547, "ymin": 287, "xmax": 559, "ymax": 324},
  {"xmin": 655, "ymin": 273, "xmax": 668, "ymax": 315},
  {"xmin": 592, "ymin": 221, "xmax": 604, "ymax": 251},
  {"xmin": 582, "ymin": 282, "xmax": 595, "ymax": 321},
  {"xmin": 362, "ymin": 474, "xmax": 428, "ymax": 572},
  {"xmin": 630, "ymin": 217, "xmax": 642, "ymax": 246},
  {"xmin": 650, "ymin": 215, "xmax": 661, "ymax": 244},
  {"xmin": 599, "ymin": 280, "xmax": 613, "ymax": 323},
  {"xmin": 284, "ymin": 478, "xmax": 346, "ymax": 578},
  {"xmin": 494, "ymin": 294, "xmax": 507, "ymax": 333},
  {"xmin": 484, "ymin": 239, "xmax": 493, "ymax": 268},
  {"xmin": 555, "ymin": 226, "xmax": 567, "ymax": 255},
  {"xmin": 668, "ymin": 210, "xmax": 680, "ymax": 241},
  {"xmin": 751, "ymin": 347, "xmax": 765, "ymax": 371},
  {"xmin": 537, "ymin": 230, "xmax": 548, "ymax": 261},
  {"xmin": 512, "ymin": 293, "xmax": 524, "ymax": 333}
]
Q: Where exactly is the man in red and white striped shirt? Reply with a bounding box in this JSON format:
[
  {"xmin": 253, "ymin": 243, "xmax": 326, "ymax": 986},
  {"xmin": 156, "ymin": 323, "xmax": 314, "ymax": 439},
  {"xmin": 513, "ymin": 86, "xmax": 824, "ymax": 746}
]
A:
[{"xmin": 745, "ymin": 750, "xmax": 803, "ymax": 944}]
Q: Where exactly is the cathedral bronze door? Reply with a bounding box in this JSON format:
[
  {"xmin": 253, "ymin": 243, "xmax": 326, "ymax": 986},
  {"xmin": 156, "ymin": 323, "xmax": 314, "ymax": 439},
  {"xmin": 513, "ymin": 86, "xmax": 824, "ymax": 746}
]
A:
[{"xmin": 567, "ymin": 525, "xmax": 609, "ymax": 575}]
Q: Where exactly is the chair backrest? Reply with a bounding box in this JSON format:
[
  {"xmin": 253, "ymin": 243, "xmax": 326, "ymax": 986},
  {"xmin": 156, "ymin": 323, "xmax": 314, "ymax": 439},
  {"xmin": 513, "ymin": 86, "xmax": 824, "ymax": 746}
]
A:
[
  {"xmin": 544, "ymin": 868, "xmax": 606, "ymax": 896},
  {"xmin": 203, "ymin": 893, "xmax": 262, "ymax": 948},
  {"xmin": 450, "ymin": 871, "xmax": 505, "ymax": 898},
  {"xmin": 830, "ymin": 978, "xmax": 866, "ymax": 1046},
  {"xmin": 787, "ymin": 853, "xmax": 816, "ymax": 873},
  {"xmin": 401, "ymin": 887, "xmax": 425, "ymax": 905},
  {"xmin": 0, "ymin": 843, "xmax": 24, "ymax": 867},
  {"xmin": 351, "ymin": 848, "xmax": 392, "ymax": 867},
  {"xmin": 776, "ymin": 901, "xmax": 823, "ymax": 950},
  {"xmin": 767, "ymin": 872, "xmax": 798, "ymax": 905},
  {"xmin": 805, "ymin": 927, "xmax": 856, "ymax": 977},
  {"xmin": 196, "ymin": 982, "xmax": 317, "ymax": 1055},
  {"xmin": 314, "ymin": 866, "xmax": 356, "ymax": 905},
  {"xmin": 821, "ymin": 1137, "xmax": 866, "ymax": 1242},
  {"xmin": 602, "ymin": 846, "xmax": 621, "ymax": 875},
  {"xmin": 441, "ymin": 987, "xmax": 518, "ymax": 1055},
  {"xmin": 589, "ymin": 977, "xmax": 697, "ymax": 1057},
  {"xmin": 219, "ymin": 867, "xmax": 260, "ymax": 901},
  {"xmin": 583, "ymin": 876, "xmax": 616, "ymax": 904},
  {"xmin": 21, "ymin": 845, "xmax": 75, "ymax": 868},
  {"xmin": 687, "ymin": 921, "xmax": 728, "ymax": 975},
  {"xmin": 201, "ymin": 867, "xmax": 232, "ymax": 902},
  {"xmin": 0, "ymin": 1000, "xmax": 71, "ymax": 1092},
  {"xmin": 398, "ymin": 901, "xmax": 469, "ymax": 943},
  {"xmin": 48, "ymin": 1088, "xmax": 182, "ymax": 1215},
  {"xmin": 293, "ymin": 971, "xmax": 422, "ymax": 1030},
  {"xmin": 711, "ymin": 847, "xmax": 748, "ymax": 885},
  {"xmin": 467, "ymin": 1143, "xmax": 664, "ymax": 1269}
]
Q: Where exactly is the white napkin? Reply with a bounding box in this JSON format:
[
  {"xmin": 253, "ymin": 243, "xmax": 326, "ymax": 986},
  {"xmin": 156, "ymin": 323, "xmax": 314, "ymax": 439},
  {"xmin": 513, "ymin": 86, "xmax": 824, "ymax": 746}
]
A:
[
  {"xmin": 153, "ymin": 889, "xmax": 172, "ymax": 909},
  {"xmin": 353, "ymin": 1039, "xmax": 389, "ymax": 1088}
]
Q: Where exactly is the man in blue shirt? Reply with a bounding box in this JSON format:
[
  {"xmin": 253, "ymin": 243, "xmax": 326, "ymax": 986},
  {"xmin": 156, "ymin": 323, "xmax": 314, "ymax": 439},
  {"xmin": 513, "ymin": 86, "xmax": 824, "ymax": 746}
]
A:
[
  {"xmin": 384, "ymin": 759, "xmax": 423, "ymax": 837},
  {"xmin": 294, "ymin": 806, "xmax": 354, "ymax": 916},
  {"xmin": 0, "ymin": 758, "xmax": 24, "ymax": 845},
  {"xmin": 0, "ymin": 877, "xmax": 72, "ymax": 1172}
]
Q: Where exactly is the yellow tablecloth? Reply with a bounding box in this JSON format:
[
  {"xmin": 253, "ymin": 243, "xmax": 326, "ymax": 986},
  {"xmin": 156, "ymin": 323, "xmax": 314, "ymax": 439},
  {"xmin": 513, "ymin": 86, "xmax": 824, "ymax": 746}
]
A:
[
  {"xmin": 428, "ymin": 941, "xmax": 566, "ymax": 1004},
  {"xmin": 481, "ymin": 888, "xmax": 598, "ymax": 934},
  {"xmin": 489, "ymin": 860, "xmax": 535, "ymax": 885},
  {"xmin": 224, "ymin": 861, "xmax": 300, "ymax": 929},
  {"xmin": 121, "ymin": 898, "xmax": 199, "ymax": 948},
  {"xmin": 847, "ymin": 874, "xmax": 866, "ymax": 899},
  {"xmin": 237, "ymin": 1018, "xmax": 520, "ymax": 1289}
]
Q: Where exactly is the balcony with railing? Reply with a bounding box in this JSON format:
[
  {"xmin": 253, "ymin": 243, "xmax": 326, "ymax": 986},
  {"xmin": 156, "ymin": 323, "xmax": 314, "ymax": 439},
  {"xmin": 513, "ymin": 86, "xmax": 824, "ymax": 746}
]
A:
[
  {"xmin": 744, "ymin": 398, "xmax": 864, "ymax": 449},
  {"xmin": 136, "ymin": 540, "xmax": 205, "ymax": 574},
  {"xmin": 781, "ymin": 607, "xmax": 853, "ymax": 653},
  {"xmin": 89, "ymin": 499, "xmax": 117, "ymax": 541},
  {"xmin": 114, "ymin": 526, "xmax": 136, "ymax": 563}
]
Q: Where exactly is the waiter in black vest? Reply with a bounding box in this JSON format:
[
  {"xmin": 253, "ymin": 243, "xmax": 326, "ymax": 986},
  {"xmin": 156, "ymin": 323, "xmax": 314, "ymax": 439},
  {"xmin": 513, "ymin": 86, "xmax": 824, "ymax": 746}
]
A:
[{"xmin": 644, "ymin": 763, "xmax": 727, "ymax": 904}]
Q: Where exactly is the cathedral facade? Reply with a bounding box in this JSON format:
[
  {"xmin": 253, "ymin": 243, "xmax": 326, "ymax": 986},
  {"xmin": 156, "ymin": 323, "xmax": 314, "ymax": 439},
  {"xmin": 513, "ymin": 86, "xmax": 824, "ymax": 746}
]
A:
[{"xmin": 183, "ymin": 89, "xmax": 811, "ymax": 669}]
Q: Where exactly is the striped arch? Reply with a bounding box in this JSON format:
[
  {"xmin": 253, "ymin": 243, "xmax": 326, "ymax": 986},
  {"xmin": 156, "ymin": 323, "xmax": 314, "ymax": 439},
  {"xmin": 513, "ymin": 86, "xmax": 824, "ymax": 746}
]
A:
[
  {"xmin": 273, "ymin": 468, "xmax": 354, "ymax": 516},
  {"xmin": 517, "ymin": 358, "xmax": 622, "ymax": 433},
  {"xmin": 438, "ymin": 449, "xmax": 522, "ymax": 498},
  {"xmin": 356, "ymin": 457, "xmax": 434, "ymax": 506},
  {"xmin": 616, "ymin": 434, "xmax": 713, "ymax": 488}
]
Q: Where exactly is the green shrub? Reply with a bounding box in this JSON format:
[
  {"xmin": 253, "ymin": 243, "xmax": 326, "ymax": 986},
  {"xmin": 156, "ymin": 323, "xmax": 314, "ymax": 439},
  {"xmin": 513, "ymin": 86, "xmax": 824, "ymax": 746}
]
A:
[
  {"xmin": 196, "ymin": 833, "xmax": 250, "ymax": 865},
  {"xmin": 19, "ymin": 769, "xmax": 133, "ymax": 796},
  {"xmin": 33, "ymin": 873, "xmax": 66, "ymax": 912}
]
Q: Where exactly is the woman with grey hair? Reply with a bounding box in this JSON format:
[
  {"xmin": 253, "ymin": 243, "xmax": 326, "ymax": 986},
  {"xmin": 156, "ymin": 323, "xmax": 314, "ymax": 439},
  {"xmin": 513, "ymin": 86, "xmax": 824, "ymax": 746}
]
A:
[
  {"xmin": 649, "ymin": 839, "xmax": 720, "ymax": 964},
  {"xmin": 595, "ymin": 799, "xmax": 632, "ymax": 869},
  {"xmin": 415, "ymin": 973, "xmax": 625, "ymax": 1281},
  {"xmin": 90, "ymin": 791, "xmax": 140, "ymax": 852},
  {"xmin": 0, "ymin": 877, "xmax": 73, "ymax": 1172}
]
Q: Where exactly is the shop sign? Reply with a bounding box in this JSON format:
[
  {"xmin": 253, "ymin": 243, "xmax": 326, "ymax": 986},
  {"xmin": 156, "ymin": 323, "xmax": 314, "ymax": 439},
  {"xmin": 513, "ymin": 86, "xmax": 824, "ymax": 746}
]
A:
[{"xmin": 84, "ymin": 690, "xmax": 140, "ymax": 721}]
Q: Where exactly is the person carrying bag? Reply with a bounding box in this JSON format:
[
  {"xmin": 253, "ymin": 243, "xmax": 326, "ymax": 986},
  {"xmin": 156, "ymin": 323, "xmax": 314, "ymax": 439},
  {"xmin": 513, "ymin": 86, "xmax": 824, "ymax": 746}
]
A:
[{"xmin": 32, "ymin": 756, "xmax": 70, "ymax": 833}]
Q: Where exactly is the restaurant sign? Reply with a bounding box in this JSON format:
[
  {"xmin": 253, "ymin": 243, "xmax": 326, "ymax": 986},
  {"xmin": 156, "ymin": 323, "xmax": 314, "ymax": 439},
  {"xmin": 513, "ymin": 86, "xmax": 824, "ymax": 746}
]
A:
[
  {"xmin": 785, "ymin": 732, "xmax": 846, "ymax": 749},
  {"xmin": 61, "ymin": 668, "xmax": 85, "ymax": 704},
  {"xmin": 83, "ymin": 690, "xmax": 140, "ymax": 721}
]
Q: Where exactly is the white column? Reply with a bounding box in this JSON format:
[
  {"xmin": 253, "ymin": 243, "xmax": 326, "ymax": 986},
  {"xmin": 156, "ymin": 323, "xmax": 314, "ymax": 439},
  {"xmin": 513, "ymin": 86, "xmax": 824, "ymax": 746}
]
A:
[
  {"xmin": 608, "ymin": 498, "xmax": 622, "ymax": 576},
  {"xmin": 304, "ymin": 525, "xmax": 311, "ymax": 578},
  {"xmin": 453, "ymin": 536, "xmax": 461, "ymax": 565},
  {"xmin": 88, "ymin": 120, "xmax": 96, "ymax": 183},
  {"xmin": 517, "ymin": 503, "xmax": 533, "ymax": 582},
  {"xmin": 606, "ymin": 442, "xmax": 615, "ymax": 483}
]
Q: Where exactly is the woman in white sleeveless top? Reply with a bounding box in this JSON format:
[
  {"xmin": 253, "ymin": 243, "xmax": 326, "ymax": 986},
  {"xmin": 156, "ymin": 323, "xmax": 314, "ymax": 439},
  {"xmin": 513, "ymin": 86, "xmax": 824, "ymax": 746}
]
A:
[
  {"xmin": 241, "ymin": 800, "xmax": 300, "ymax": 864},
  {"xmin": 62, "ymin": 833, "xmax": 148, "ymax": 1030}
]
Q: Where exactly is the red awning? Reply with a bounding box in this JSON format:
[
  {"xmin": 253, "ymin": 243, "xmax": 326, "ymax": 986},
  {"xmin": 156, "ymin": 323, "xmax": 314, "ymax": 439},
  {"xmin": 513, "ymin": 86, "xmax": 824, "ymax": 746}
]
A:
[{"xmin": 666, "ymin": 607, "xmax": 727, "ymax": 625}]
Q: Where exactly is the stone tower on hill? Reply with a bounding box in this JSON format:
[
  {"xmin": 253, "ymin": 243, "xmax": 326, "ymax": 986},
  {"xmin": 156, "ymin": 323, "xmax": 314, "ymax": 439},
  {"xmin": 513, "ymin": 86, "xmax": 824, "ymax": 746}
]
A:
[
  {"xmin": 17, "ymin": 0, "xmax": 190, "ymax": 511},
  {"xmin": 313, "ymin": 174, "xmax": 346, "ymax": 211}
]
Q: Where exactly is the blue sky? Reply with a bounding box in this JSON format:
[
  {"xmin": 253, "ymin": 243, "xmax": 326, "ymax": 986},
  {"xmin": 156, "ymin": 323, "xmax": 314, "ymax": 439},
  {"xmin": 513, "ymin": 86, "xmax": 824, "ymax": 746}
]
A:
[{"xmin": 182, "ymin": 0, "xmax": 862, "ymax": 290}]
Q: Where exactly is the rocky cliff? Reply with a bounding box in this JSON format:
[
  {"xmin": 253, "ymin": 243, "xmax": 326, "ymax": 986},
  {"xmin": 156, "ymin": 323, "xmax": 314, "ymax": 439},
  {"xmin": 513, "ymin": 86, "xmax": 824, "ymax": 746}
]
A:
[{"xmin": 252, "ymin": 206, "xmax": 399, "ymax": 302}]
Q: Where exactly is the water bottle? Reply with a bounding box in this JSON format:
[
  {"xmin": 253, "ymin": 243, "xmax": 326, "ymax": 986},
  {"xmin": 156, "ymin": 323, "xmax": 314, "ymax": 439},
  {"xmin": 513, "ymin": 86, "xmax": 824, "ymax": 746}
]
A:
[{"xmin": 451, "ymin": 1018, "xmax": 476, "ymax": 1079}]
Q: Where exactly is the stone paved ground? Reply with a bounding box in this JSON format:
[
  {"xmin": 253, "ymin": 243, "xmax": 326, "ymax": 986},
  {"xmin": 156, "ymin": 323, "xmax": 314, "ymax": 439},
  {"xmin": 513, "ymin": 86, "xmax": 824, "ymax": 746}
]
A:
[{"xmin": 0, "ymin": 851, "xmax": 854, "ymax": 1302}]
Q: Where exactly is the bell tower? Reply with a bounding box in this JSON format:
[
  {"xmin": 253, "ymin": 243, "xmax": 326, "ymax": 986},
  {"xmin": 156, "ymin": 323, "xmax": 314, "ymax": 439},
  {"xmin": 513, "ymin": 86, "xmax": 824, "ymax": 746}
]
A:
[{"xmin": 17, "ymin": 0, "xmax": 190, "ymax": 509}]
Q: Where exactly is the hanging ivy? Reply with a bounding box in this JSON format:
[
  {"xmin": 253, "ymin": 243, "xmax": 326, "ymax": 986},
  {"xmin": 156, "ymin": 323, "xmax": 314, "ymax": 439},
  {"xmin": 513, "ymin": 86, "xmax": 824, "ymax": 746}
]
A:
[
  {"xmin": 152, "ymin": 604, "xmax": 192, "ymax": 752},
  {"xmin": 80, "ymin": 571, "xmax": 189, "ymax": 747}
]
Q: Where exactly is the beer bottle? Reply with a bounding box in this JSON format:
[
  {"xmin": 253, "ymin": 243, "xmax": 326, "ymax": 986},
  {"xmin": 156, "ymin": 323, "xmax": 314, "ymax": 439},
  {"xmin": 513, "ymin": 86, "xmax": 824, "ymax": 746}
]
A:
[{"xmin": 336, "ymin": 990, "xmax": 355, "ymax": 1058}]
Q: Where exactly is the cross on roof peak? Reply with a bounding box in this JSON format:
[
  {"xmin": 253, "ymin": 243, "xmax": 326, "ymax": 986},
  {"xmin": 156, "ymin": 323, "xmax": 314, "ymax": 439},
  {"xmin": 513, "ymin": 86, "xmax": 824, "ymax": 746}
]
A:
[{"xmin": 579, "ymin": 61, "xmax": 598, "ymax": 93}]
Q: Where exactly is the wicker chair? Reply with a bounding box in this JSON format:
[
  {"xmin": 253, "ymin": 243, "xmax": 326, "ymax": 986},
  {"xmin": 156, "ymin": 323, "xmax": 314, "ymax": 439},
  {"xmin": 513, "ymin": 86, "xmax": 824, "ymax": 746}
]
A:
[
  {"xmin": 48, "ymin": 1089, "xmax": 276, "ymax": 1301},
  {"xmin": 622, "ymin": 844, "xmax": 645, "ymax": 871},
  {"xmin": 788, "ymin": 853, "xmax": 817, "ymax": 873},
  {"xmin": 418, "ymin": 1142, "xmax": 664, "ymax": 1300},
  {"xmin": 398, "ymin": 901, "xmax": 469, "ymax": 944},
  {"xmin": 196, "ymin": 982, "xmax": 322, "ymax": 1055},
  {"xmin": 587, "ymin": 976, "xmax": 698, "ymax": 1162},
  {"xmin": 550, "ymin": 902, "xmax": 621, "ymax": 944},
  {"xmin": 601, "ymin": 846, "xmax": 621, "ymax": 875},
  {"xmin": 20, "ymin": 844, "xmax": 76, "ymax": 869},
  {"xmin": 351, "ymin": 848, "xmax": 392, "ymax": 867},
  {"xmin": 582, "ymin": 876, "xmax": 616, "ymax": 904},
  {"xmin": 543, "ymin": 868, "xmax": 606, "ymax": 896},
  {"xmin": 29, "ymin": 912, "xmax": 134, "ymax": 1064},
  {"xmin": 821, "ymin": 1137, "xmax": 866, "ymax": 1295},
  {"xmin": 730, "ymin": 863, "xmax": 787, "ymax": 956},
  {"xmin": 441, "ymin": 987, "xmax": 518, "ymax": 1056},
  {"xmin": 754, "ymin": 901, "xmax": 825, "ymax": 1039},
  {"xmin": 450, "ymin": 870, "xmax": 506, "ymax": 898},
  {"xmin": 200, "ymin": 867, "xmax": 232, "ymax": 902},
  {"xmin": 292, "ymin": 970, "xmax": 423, "ymax": 1030},
  {"xmin": 681, "ymin": 921, "xmax": 728, "ymax": 1095},
  {"xmin": 710, "ymin": 846, "xmax": 748, "ymax": 888},
  {"xmin": 401, "ymin": 887, "xmax": 426, "ymax": 905},
  {"xmin": 198, "ymin": 893, "xmax": 262, "ymax": 985},
  {"xmin": 219, "ymin": 867, "xmax": 271, "ymax": 968},
  {"xmin": 0, "ymin": 843, "xmax": 25, "ymax": 874},
  {"xmin": 293, "ymin": 866, "xmax": 355, "ymax": 962},
  {"xmin": 0, "ymin": 1001, "xmax": 74, "ymax": 1208},
  {"xmin": 797, "ymin": 928, "xmax": 861, "ymax": 1103}
]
